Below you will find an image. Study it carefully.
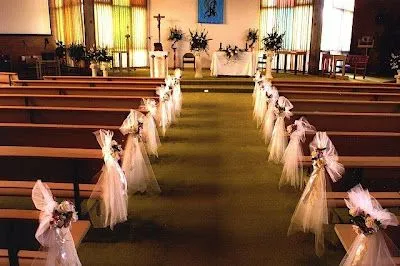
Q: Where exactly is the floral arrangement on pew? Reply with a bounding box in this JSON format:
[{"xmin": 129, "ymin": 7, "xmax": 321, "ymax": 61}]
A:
[
  {"xmin": 32, "ymin": 180, "xmax": 81, "ymax": 265},
  {"xmin": 168, "ymin": 26, "xmax": 184, "ymax": 49},
  {"xmin": 341, "ymin": 184, "xmax": 399, "ymax": 265},
  {"xmin": 222, "ymin": 45, "xmax": 244, "ymax": 61},
  {"xmin": 189, "ymin": 29, "xmax": 212, "ymax": 53},
  {"xmin": 246, "ymin": 28, "xmax": 259, "ymax": 50}
]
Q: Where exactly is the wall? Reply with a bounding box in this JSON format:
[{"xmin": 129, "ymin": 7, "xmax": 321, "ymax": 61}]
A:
[
  {"xmin": 351, "ymin": 0, "xmax": 400, "ymax": 75},
  {"xmin": 149, "ymin": 0, "xmax": 260, "ymax": 68}
]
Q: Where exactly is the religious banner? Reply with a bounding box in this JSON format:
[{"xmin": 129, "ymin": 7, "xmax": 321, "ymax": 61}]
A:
[{"xmin": 198, "ymin": 0, "xmax": 224, "ymax": 24}]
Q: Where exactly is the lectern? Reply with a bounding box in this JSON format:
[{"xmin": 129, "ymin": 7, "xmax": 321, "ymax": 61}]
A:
[{"xmin": 149, "ymin": 51, "xmax": 169, "ymax": 78}]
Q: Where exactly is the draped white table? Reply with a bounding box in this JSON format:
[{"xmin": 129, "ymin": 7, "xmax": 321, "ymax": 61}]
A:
[{"xmin": 210, "ymin": 51, "xmax": 257, "ymax": 77}]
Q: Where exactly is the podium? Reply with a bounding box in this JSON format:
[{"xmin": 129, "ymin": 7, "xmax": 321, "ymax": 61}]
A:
[{"xmin": 149, "ymin": 51, "xmax": 168, "ymax": 78}]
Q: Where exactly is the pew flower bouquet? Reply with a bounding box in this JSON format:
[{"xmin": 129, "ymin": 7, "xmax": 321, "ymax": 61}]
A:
[
  {"xmin": 168, "ymin": 26, "xmax": 184, "ymax": 48},
  {"xmin": 51, "ymin": 200, "xmax": 78, "ymax": 229},
  {"xmin": 246, "ymin": 28, "xmax": 258, "ymax": 49},
  {"xmin": 389, "ymin": 53, "xmax": 400, "ymax": 71},
  {"xmin": 189, "ymin": 29, "xmax": 212, "ymax": 53},
  {"xmin": 110, "ymin": 140, "xmax": 123, "ymax": 160},
  {"xmin": 262, "ymin": 31, "xmax": 284, "ymax": 51}
]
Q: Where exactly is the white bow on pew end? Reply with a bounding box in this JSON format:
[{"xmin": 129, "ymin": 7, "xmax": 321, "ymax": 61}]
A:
[
  {"xmin": 262, "ymin": 86, "xmax": 279, "ymax": 143},
  {"xmin": 32, "ymin": 180, "xmax": 81, "ymax": 266},
  {"xmin": 279, "ymin": 117, "xmax": 316, "ymax": 190},
  {"xmin": 120, "ymin": 110, "xmax": 161, "ymax": 195},
  {"xmin": 142, "ymin": 98, "xmax": 161, "ymax": 157},
  {"xmin": 164, "ymin": 76, "xmax": 176, "ymax": 124},
  {"xmin": 340, "ymin": 185, "xmax": 399, "ymax": 266},
  {"xmin": 88, "ymin": 129, "xmax": 128, "ymax": 230},
  {"xmin": 253, "ymin": 79, "xmax": 271, "ymax": 128},
  {"xmin": 288, "ymin": 132, "xmax": 344, "ymax": 257},
  {"xmin": 173, "ymin": 68, "xmax": 183, "ymax": 118},
  {"xmin": 156, "ymin": 85, "xmax": 171, "ymax": 136},
  {"xmin": 268, "ymin": 96, "xmax": 294, "ymax": 163}
]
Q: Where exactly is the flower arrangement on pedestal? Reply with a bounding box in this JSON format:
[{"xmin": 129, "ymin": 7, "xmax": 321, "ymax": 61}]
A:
[
  {"xmin": 246, "ymin": 28, "xmax": 258, "ymax": 50},
  {"xmin": 55, "ymin": 41, "xmax": 66, "ymax": 64},
  {"xmin": 168, "ymin": 26, "xmax": 184, "ymax": 48},
  {"xmin": 86, "ymin": 47, "xmax": 113, "ymax": 77},
  {"xmin": 262, "ymin": 31, "xmax": 284, "ymax": 79},
  {"xmin": 189, "ymin": 29, "xmax": 212, "ymax": 78},
  {"xmin": 390, "ymin": 53, "xmax": 400, "ymax": 83},
  {"xmin": 67, "ymin": 43, "xmax": 86, "ymax": 68}
]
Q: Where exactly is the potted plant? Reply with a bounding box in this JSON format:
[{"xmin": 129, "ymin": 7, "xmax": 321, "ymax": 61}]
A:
[
  {"xmin": 389, "ymin": 53, "xmax": 400, "ymax": 83},
  {"xmin": 189, "ymin": 29, "xmax": 212, "ymax": 78},
  {"xmin": 97, "ymin": 47, "xmax": 113, "ymax": 77},
  {"xmin": 262, "ymin": 31, "xmax": 284, "ymax": 79},
  {"xmin": 67, "ymin": 43, "xmax": 86, "ymax": 68},
  {"xmin": 55, "ymin": 41, "xmax": 66, "ymax": 65},
  {"xmin": 246, "ymin": 29, "xmax": 258, "ymax": 51}
]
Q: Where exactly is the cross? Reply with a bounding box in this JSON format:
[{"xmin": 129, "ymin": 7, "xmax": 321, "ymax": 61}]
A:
[{"xmin": 153, "ymin": 13, "xmax": 165, "ymax": 43}]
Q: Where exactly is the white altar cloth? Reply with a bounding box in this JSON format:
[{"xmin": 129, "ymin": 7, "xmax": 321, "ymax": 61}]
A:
[
  {"xmin": 149, "ymin": 51, "xmax": 169, "ymax": 78},
  {"xmin": 210, "ymin": 51, "xmax": 257, "ymax": 76}
]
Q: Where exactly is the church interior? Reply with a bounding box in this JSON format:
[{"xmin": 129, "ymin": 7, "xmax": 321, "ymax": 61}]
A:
[{"xmin": 0, "ymin": 0, "xmax": 399, "ymax": 265}]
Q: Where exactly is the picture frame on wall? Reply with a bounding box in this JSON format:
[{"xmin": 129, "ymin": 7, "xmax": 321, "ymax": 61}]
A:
[{"xmin": 198, "ymin": 0, "xmax": 224, "ymax": 24}]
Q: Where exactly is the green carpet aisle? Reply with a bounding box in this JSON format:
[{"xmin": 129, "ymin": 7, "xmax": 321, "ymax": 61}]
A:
[{"xmin": 73, "ymin": 93, "xmax": 343, "ymax": 265}]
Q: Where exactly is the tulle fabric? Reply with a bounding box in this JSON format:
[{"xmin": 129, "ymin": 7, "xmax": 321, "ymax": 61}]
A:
[
  {"xmin": 88, "ymin": 130, "xmax": 128, "ymax": 230},
  {"xmin": 279, "ymin": 117, "xmax": 316, "ymax": 189},
  {"xmin": 340, "ymin": 232, "xmax": 397, "ymax": 266},
  {"xmin": 341, "ymin": 185, "xmax": 399, "ymax": 265},
  {"xmin": 262, "ymin": 86, "xmax": 279, "ymax": 143},
  {"xmin": 32, "ymin": 180, "xmax": 81, "ymax": 266},
  {"xmin": 120, "ymin": 110, "xmax": 161, "ymax": 194},
  {"xmin": 268, "ymin": 96, "xmax": 293, "ymax": 163},
  {"xmin": 288, "ymin": 165, "xmax": 328, "ymax": 257},
  {"xmin": 157, "ymin": 85, "xmax": 170, "ymax": 136},
  {"xmin": 173, "ymin": 68, "xmax": 183, "ymax": 118},
  {"xmin": 288, "ymin": 132, "xmax": 344, "ymax": 256},
  {"xmin": 254, "ymin": 80, "xmax": 271, "ymax": 128},
  {"xmin": 142, "ymin": 99, "xmax": 161, "ymax": 157}
]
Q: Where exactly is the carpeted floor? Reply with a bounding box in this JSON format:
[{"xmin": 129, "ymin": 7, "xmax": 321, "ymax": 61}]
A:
[{"xmin": 76, "ymin": 92, "xmax": 345, "ymax": 265}]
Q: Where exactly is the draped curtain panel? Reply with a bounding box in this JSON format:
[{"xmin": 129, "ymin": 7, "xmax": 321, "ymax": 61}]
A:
[
  {"xmin": 321, "ymin": 0, "xmax": 355, "ymax": 53},
  {"xmin": 94, "ymin": 0, "xmax": 148, "ymax": 67},
  {"xmin": 259, "ymin": 0, "xmax": 313, "ymax": 71},
  {"xmin": 52, "ymin": 0, "xmax": 85, "ymax": 44}
]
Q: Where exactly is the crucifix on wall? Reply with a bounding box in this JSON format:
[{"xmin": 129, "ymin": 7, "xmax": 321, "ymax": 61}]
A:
[{"xmin": 153, "ymin": 13, "xmax": 165, "ymax": 51}]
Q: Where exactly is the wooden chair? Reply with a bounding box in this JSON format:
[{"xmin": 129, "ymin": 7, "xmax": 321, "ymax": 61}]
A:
[
  {"xmin": 182, "ymin": 53, "xmax": 195, "ymax": 70},
  {"xmin": 346, "ymin": 55, "xmax": 369, "ymax": 79}
]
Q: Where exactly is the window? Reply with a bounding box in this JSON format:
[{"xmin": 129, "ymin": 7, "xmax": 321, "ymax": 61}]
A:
[
  {"xmin": 94, "ymin": 0, "xmax": 148, "ymax": 67},
  {"xmin": 321, "ymin": 0, "xmax": 355, "ymax": 53},
  {"xmin": 260, "ymin": 0, "xmax": 313, "ymax": 70},
  {"xmin": 52, "ymin": 0, "xmax": 85, "ymax": 44}
]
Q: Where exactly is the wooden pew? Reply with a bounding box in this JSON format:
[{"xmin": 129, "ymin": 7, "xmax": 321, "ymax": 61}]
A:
[
  {"xmin": 0, "ymin": 85, "xmax": 158, "ymax": 97},
  {"xmin": 272, "ymin": 79, "xmax": 400, "ymax": 87},
  {"xmin": 274, "ymin": 84, "xmax": 400, "ymax": 94},
  {"xmin": 0, "ymin": 106, "xmax": 145, "ymax": 125},
  {"xmin": 0, "ymin": 95, "xmax": 397, "ymax": 113},
  {"xmin": 0, "ymin": 146, "xmax": 103, "ymax": 216},
  {"xmin": 0, "ymin": 94, "xmax": 157, "ymax": 109},
  {"xmin": 327, "ymin": 192, "xmax": 400, "ymax": 207},
  {"xmin": 12, "ymin": 79, "xmax": 163, "ymax": 88},
  {"xmin": 290, "ymin": 112, "xmax": 400, "ymax": 132},
  {"xmin": 0, "ymin": 209, "xmax": 90, "ymax": 266},
  {"xmin": 280, "ymin": 91, "xmax": 400, "ymax": 101},
  {"xmin": 43, "ymin": 75, "xmax": 164, "ymax": 82},
  {"xmin": 0, "ymin": 72, "xmax": 18, "ymax": 86},
  {"xmin": 0, "ymin": 123, "xmax": 122, "ymax": 148},
  {"xmin": 334, "ymin": 219, "xmax": 400, "ymax": 265}
]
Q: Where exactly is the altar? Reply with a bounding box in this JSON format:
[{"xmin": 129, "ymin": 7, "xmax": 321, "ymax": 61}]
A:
[{"xmin": 210, "ymin": 51, "xmax": 257, "ymax": 77}]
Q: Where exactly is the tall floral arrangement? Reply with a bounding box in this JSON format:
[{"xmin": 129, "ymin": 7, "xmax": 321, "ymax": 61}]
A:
[
  {"xmin": 189, "ymin": 29, "xmax": 212, "ymax": 53},
  {"xmin": 168, "ymin": 26, "xmax": 184, "ymax": 48},
  {"xmin": 389, "ymin": 52, "xmax": 400, "ymax": 71},
  {"xmin": 262, "ymin": 31, "xmax": 284, "ymax": 51},
  {"xmin": 67, "ymin": 43, "xmax": 86, "ymax": 63},
  {"xmin": 246, "ymin": 28, "xmax": 258, "ymax": 49},
  {"xmin": 55, "ymin": 41, "xmax": 66, "ymax": 59}
]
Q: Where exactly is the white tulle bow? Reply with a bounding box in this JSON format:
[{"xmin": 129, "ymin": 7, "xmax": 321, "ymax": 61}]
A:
[
  {"xmin": 143, "ymin": 98, "xmax": 158, "ymax": 118},
  {"xmin": 275, "ymin": 96, "xmax": 293, "ymax": 118},
  {"xmin": 156, "ymin": 85, "xmax": 171, "ymax": 136},
  {"xmin": 120, "ymin": 110, "xmax": 145, "ymax": 138},
  {"xmin": 291, "ymin": 117, "xmax": 316, "ymax": 142},
  {"xmin": 32, "ymin": 180, "xmax": 81, "ymax": 266},
  {"xmin": 310, "ymin": 132, "xmax": 344, "ymax": 182}
]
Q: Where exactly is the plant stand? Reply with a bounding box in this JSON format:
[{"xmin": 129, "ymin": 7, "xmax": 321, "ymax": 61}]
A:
[
  {"xmin": 265, "ymin": 50, "xmax": 274, "ymax": 80},
  {"xmin": 194, "ymin": 52, "xmax": 203, "ymax": 78},
  {"xmin": 395, "ymin": 70, "xmax": 400, "ymax": 84},
  {"xmin": 90, "ymin": 63, "xmax": 97, "ymax": 77}
]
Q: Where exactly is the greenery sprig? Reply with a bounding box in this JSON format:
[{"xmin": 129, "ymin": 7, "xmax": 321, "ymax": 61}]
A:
[{"xmin": 246, "ymin": 28, "xmax": 258, "ymax": 49}]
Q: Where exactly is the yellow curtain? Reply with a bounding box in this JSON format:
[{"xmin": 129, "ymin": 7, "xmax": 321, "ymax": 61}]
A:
[
  {"xmin": 52, "ymin": 0, "xmax": 85, "ymax": 44},
  {"xmin": 260, "ymin": 0, "xmax": 313, "ymax": 71},
  {"xmin": 94, "ymin": 0, "xmax": 148, "ymax": 67}
]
